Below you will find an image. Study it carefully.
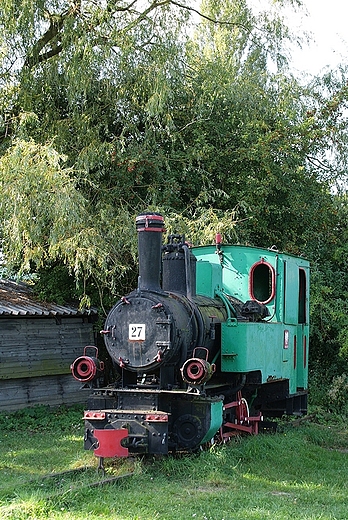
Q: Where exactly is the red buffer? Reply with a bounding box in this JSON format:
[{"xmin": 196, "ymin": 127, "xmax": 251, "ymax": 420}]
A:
[{"xmin": 93, "ymin": 429, "xmax": 129, "ymax": 458}]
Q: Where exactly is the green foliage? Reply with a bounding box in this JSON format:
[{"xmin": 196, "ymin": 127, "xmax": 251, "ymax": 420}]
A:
[
  {"xmin": 33, "ymin": 265, "xmax": 80, "ymax": 304},
  {"xmin": 0, "ymin": 0, "xmax": 348, "ymax": 389},
  {"xmin": 0, "ymin": 404, "xmax": 83, "ymax": 433},
  {"xmin": 327, "ymin": 374, "xmax": 348, "ymax": 415},
  {"xmin": 0, "ymin": 139, "xmax": 88, "ymax": 272},
  {"xmin": 308, "ymin": 193, "xmax": 348, "ymax": 370},
  {"xmin": 164, "ymin": 206, "xmax": 240, "ymax": 245},
  {"xmin": 0, "ymin": 138, "xmax": 141, "ymax": 305}
]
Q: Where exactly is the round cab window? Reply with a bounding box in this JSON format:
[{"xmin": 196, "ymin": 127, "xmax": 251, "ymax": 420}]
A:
[{"xmin": 249, "ymin": 260, "xmax": 275, "ymax": 304}]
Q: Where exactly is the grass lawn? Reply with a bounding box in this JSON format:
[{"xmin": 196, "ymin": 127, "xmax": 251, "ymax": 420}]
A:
[{"xmin": 0, "ymin": 405, "xmax": 347, "ymax": 519}]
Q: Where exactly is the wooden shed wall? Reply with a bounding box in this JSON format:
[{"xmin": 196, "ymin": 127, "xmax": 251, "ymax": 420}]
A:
[
  {"xmin": 0, "ymin": 375, "xmax": 90, "ymax": 410},
  {"xmin": 0, "ymin": 316, "xmax": 95, "ymax": 410}
]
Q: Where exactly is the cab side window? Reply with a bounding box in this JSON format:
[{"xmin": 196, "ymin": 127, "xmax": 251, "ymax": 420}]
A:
[{"xmin": 249, "ymin": 260, "xmax": 275, "ymax": 304}]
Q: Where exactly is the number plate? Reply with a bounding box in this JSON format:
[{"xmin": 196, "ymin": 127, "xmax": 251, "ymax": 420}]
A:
[{"xmin": 129, "ymin": 324, "xmax": 146, "ymax": 341}]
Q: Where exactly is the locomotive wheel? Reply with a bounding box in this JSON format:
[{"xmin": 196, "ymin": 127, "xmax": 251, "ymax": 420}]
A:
[{"xmin": 173, "ymin": 414, "xmax": 203, "ymax": 450}]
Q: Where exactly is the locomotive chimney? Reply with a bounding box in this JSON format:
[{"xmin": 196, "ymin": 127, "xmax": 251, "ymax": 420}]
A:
[{"xmin": 136, "ymin": 212, "xmax": 165, "ymax": 292}]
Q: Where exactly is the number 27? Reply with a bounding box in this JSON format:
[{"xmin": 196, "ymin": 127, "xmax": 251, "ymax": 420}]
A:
[{"xmin": 129, "ymin": 324, "xmax": 145, "ymax": 340}]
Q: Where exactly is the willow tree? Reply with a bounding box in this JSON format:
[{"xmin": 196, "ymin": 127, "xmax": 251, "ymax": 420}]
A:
[
  {"xmin": 0, "ymin": 0, "xmax": 193, "ymax": 302},
  {"xmin": 1, "ymin": 0, "xmax": 346, "ymax": 311},
  {"xmin": 166, "ymin": 0, "xmax": 347, "ymax": 251},
  {"xmin": 0, "ymin": 1, "xmax": 276, "ymax": 298}
]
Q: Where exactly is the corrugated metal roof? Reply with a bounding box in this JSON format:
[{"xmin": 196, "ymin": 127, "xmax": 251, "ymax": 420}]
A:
[{"xmin": 0, "ymin": 279, "xmax": 98, "ymax": 317}]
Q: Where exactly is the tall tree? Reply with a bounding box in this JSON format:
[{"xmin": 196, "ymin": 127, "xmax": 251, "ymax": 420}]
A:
[
  {"xmin": 0, "ymin": 0, "xmax": 193, "ymax": 301},
  {"xmin": 0, "ymin": 0, "xmax": 346, "ymax": 313}
]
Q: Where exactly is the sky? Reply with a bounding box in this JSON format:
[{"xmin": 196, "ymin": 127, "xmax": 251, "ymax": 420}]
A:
[
  {"xmin": 192, "ymin": 1, "xmax": 347, "ymax": 76},
  {"xmin": 285, "ymin": 0, "xmax": 348, "ymax": 77}
]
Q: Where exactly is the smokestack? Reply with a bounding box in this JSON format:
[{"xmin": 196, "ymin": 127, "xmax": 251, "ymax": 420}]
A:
[{"xmin": 136, "ymin": 213, "xmax": 165, "ymax": 292}]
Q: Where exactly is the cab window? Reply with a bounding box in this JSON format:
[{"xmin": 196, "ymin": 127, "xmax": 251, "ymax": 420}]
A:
[{"xmin": 249, "ymin": 260, "xmax": 275, "ymax": 304}]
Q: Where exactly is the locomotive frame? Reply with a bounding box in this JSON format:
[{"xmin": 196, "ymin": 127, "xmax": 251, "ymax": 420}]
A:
[{"xmin": 71, "ymin": 212, "xmax": 309, "ymax": 460}]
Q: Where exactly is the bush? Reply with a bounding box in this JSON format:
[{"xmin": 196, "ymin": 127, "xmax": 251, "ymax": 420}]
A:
[
  {"xmin": 0, "ymin": 404, "xmax": 84, "ymax": 433},
  {"xmin": 327, "ymin": 373, "xmax": 348, "ymax": 414}
]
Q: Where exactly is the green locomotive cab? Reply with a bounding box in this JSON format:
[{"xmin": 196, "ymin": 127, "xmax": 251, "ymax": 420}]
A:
[{"xmin": 193, "ymin": 244, "xmax": 309, "ymax": 417}]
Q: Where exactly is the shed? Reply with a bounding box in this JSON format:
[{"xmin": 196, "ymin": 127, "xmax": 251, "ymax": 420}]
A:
[{"xmin": 0, "ymin": 279, "xmax": 98, "ymax": 411}]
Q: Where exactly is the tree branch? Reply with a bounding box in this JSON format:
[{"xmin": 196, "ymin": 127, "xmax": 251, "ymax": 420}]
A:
[
  {"xmin": 307, "ymin": 155, "xmax": 335, "ymax": 171},
  {"xmin": 24, "ymin": 1, "xmax": 81, "ymax": 69},
  {"xmin": 23, "ymin": 0, "xmax": 250, "ymax": 70},
  {"xmin": 169, "ymin": 0, "xmax": 251, "ymax": 31}
]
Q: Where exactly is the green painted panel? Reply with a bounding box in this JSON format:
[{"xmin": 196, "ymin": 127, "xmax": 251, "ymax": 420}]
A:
[
  {"xmin": 284, "ymin": 261, "xmax": 310, "ymax": 325},
  {"xmin": 295, "ymin": 324, "xmax": 309, "ymax": 389},
  {"xmin": 221, "ymin": 322, "xmax": 298, "ymax": 386},
  {"xmin": 195, "ymin": 261, "xmax": 222, "ymax": 298},
  {"xmin": 200, "ymin": 400, "xmax": 223, "ymax": 444},
  {"xmin": 195, "ymin": 245, "xmax": 279, "ymax": 303},
  {"xmin": 283, "ymin": 260, "xmax": 299, "ymax": 324}
]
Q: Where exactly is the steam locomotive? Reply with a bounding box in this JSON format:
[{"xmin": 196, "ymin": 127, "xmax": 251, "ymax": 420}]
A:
[{"xmin": 71, "ymin": 212, "xmax": 309, "ymax": 460}]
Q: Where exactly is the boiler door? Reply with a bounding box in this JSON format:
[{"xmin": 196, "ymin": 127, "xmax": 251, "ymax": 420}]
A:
[{"xmin": 103, "ymin": 294, "xmax": 177, "ymax": 372}]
